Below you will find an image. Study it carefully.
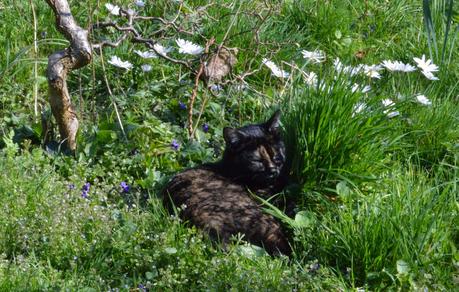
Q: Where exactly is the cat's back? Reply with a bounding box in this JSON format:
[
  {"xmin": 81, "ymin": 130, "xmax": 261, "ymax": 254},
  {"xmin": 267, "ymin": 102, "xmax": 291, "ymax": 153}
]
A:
[
  {"xmin": 162, "ymin": 165, "xmax": 247, "ymax": 211},
  {"xmin": 161, "ymin": 165, "xmax": 291, "ymax": 255}
]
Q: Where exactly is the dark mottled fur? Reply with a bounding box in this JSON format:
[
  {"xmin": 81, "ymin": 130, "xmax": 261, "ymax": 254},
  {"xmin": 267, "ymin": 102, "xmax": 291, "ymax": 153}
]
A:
[{"xmin": 162, "ymin": 111, "xmax": 291, "ymax": 255}]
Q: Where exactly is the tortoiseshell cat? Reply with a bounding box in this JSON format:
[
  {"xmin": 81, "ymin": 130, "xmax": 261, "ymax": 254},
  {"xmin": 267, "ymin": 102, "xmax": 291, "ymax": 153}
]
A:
[{"xmin": 162, "ymin": 111, "xmax": 291, "ymax": 255}]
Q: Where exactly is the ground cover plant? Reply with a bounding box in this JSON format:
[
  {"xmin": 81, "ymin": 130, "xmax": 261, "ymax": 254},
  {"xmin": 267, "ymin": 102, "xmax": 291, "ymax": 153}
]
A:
[{"xmin": 0, "ymin": 0, "xmax": 458, "ymax": 290}]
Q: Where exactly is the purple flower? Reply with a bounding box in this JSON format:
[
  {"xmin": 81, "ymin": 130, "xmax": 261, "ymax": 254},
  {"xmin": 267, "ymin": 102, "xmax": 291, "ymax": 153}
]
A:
[
  {"xmin": 120, "ymin": 181, "xmax": 130, "ymax": 193},
  {"xmin": 68, "ymin": 183, "xmax": 75, "ymax": 190},
  {"xmin": 202, "ymin": 123, "xmax": 209, "ymax": 133},
  {"xmin": 134, "ymin": 0, "xmax": 145, "ymax": 8},
  {"xmin": 210, "ymin": 84, "xmax": 223, "ymax": 91},
  {"xmin": 81, "ymin": 182, "xmax": 90, "ymax": 198},
  {"xmin": 171, "ymin": 139, "xmax": 180, "ymax": 151},
  {"xmin": 178, "ymin": 101, "xmax": 187, "ymax": 110}
]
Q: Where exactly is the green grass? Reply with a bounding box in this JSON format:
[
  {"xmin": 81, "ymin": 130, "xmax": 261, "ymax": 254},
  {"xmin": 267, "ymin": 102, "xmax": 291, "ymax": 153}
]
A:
[{"xmin": 1, "ymin": 0, "xmax": 459, "ymax": 290}]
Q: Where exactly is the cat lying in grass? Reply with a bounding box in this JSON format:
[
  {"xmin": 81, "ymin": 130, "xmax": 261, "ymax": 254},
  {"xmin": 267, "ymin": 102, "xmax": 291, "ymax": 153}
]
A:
[{"xmin": 162, "ymin": 111, "xmax": 291, "ymax": 256}]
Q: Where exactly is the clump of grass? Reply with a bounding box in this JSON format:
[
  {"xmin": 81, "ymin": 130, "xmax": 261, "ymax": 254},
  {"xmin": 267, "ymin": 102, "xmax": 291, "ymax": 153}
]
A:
[
  {"xmin": 310, "ymin": 163, "xmax": 458, "ymax": 290},
  {"xmin": 281, "ymin": 73, "xmax": 391, "ymax": 188}
]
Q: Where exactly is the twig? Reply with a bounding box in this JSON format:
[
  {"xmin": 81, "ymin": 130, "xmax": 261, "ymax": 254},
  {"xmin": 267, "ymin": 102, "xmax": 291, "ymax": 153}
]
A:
[
  {"xmin": 29, "ymin": 0, "xmax": 38, "ymax": 118},
  {"xmin": 188, "ymin": 37, "xmax": 215, "ymax": 138},
  {"xmin": 98, "ymin": 48, "xmax": 127, "ymax": 140}
]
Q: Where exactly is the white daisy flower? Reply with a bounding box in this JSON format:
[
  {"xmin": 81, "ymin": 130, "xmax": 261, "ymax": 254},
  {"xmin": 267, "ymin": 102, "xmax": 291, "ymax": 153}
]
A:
[
  {"xmin": 413, "ymin": 55, "xmax": 438, "ymax": 73},
  {"xmin": 105, "ymin": 3, "xmax": 120, "ymax": 15},
  {"xmin": 134, "ymin": 50, "xmax": 157, "ymax": 59},
  {"xmin": 363, "ymin": 64, "xmax": 383, "ymax": 79},
  {"xmin": 153, "ymin": 43, "xmax": 173, "ymax": 56},
  {"xmin": 413, "ymin": 55, "xmax": 439, "ymax": 80},
  {"xmin": 361, "ymin": 85, "xmax": 371, "ymax": 93},
  {"xmin": 334, "ymin": 59, "xmax": 362, "ymax": 76},
  {"xmin": 176, "ymin": 39, "xmax": 204, "ymax": 55},
  {"xmin": 262, "ymin": 58, "xmax": 290, "ymax": 78},
  {"xmin": 301, "ymin": 49, "xmax": 326, "ymax": 63},
  {"xmin": 108, "ymin": 56, "xmax": 133, "ymax": 70},
  {"xmin": 351, "ymin": 83, "xmax": 371, "ymax": 93},
  {"xmin": 421, "ymin": 70, "xmax": 439, "ymax": 81},
  {"xmin": 141, "ymin": 64, "xmax": 152, "ymax": 72},
  {"xmin": 353, "ymin": 102, "xmax": 366, "ymax": 115},
  {"xmin": 416, "ymin": 94, "xmax": 432, "ymax": 106},
  {"xmin": 382, "ymin": 99, "xmax": 395, "ymax": 107},
  {"xmin": 386, "ymin": 111, "xmax": 400, "ymax": 118},
  {"xmin": 381, "ymin": 60, "xmax": 416, "ymax": 72},
  {"xmin": 304, "ymin": 71, "xmax": 318, "ymax": 86},
  {"xmin": 382, "ymin": 98, "xmax": 399, "ymax": 117}
]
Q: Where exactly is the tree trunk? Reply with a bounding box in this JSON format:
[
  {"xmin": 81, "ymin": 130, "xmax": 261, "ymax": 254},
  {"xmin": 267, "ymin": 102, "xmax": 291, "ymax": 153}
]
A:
[{"xmin": 45, "ymin": 0, "xmax": 91, "ymax": 151}]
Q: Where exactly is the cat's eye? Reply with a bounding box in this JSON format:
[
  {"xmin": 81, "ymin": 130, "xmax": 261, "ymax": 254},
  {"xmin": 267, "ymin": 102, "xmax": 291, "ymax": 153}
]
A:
[{"xmin": 272, "ymin": 154, "xmax": 283, "ymax": 164}]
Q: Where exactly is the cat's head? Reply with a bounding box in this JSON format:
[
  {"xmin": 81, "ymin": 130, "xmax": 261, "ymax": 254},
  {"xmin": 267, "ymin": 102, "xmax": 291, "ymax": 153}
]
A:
[{"xmin": 222, "ymin": 110, "xmax": 286, "ymax": 185}]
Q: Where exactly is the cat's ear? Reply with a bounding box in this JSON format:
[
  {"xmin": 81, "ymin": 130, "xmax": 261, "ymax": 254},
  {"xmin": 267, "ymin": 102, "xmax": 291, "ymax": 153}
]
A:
[
  {"xmin": 265, "ymin": 110, "xmax": 281, "ymax": 134},
  {"xmin": 223, "ymin": 127, "xmax": 241, "ymax": 147}
]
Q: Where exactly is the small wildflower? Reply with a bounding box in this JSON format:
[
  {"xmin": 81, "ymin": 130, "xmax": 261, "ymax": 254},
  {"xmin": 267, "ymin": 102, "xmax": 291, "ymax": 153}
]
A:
[
  {"xmin": 68, "ymin": 183, "xmax": 75, "ymax": 190},
  {"xmin": 134, "ymin": 0, "xmax": 145, "ymax": 7},
  {"xmin": 382, "ymin": 99, "xmax": 395, "ymax": 107},
  {"xmin": 108, "ymin": 56, "xmax": 133, "ymax": 70},
  {"xmin": 309, "ymin": 262, "xmax": 321, "ymax": 273},
  {"xmin": 176, "ymin": 39, "xmax": 204, "ymax": 55},
  {"xmin": 152, "ymin": 43, "xmax": 173, "ymax": 56},
  {"xmin": 381, "ymin": 60, "xmax": 416, "ymax": 72},
  {"xmin": 363, "ymin": 64, "xmax": 383, "ymax": 79},
  {"xmin": 171, "ymin": 139, "xmax": 180, "ymax": 151},
  {"xmin": 301, "ymin": 49, "xmax": 326, "ymax": 63},
  {"xmin": 141, "ymin": 64, "xmax": 152, "ymax": 72},
  {"xmin": 120, "ymin": 181, "xmax": 130, "ymax": 193},
  {"xmin": 210, "ymin": 84, "xmax": 223, "ymax": 91},
  {"xmin": 262, "ymin": 58, "xmax": 290, "ymax": 78},
  {"xmin": 81, "ymin": 182, "xmax": 90, "ymax": 198},
  {"xmin": 134, "ymin": 50, "xmax": 158, "ymax": 59},
  {"xmin": 421, "ymin": 70, "xmax": 439, "ymax": 81},
  {"xmin": 413, "ymin": 55, "xmax": 439, "ymax": 80},
  {"xmin": 202, "ymin": 123, "xmax": 209, "ymax": 133},
  {"xmin": 105, "ymin": 3, "xmax": 120, "ymax": 15},
  {"xmin": 386, "ymin": 111, "xmax": 400, "ymax": 118},
  {"xmin": 333, "ymin": 58, "xmax": 362, "ymax": 76},
  {"xmin": 304, "ymin": 71, "xmax": 318, "ymax": 87},
  {"xmin": 416, "ymin": 94, "xmax": 432, "ymax": 106},
  {"xmin": 352, "ymin": 102, "xmax": 366, "ymax": 116},
  {"xmin": 351, "ymin": 83, "xmax": 371, "ymax": 93},
  {"xmin": 353, "ymin": 102, "xmax": 366, "ymax": 114},
  {"xmin": 233, "ymin": 83, "xmax": 248, "ymax": 91},
  {"xmin": 126, "ymin": 8, "xmax": 136, "ymax": 15},
  {"xmin": 178, "ymin": 101, "xmax": 187, "ymax": 110}
]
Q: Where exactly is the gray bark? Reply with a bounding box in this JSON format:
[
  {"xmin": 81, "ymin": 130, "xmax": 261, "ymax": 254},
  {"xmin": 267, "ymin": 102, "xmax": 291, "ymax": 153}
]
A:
[{"xmin": 45, "ymin": 0, "xmax": 92, "ymax": 151}]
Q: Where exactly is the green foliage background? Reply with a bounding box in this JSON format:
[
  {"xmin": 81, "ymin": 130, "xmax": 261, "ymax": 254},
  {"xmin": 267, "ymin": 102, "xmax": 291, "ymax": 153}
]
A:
[{"xmin": 0, "ymin": 0, "xmax": 458, "ymax": 290}]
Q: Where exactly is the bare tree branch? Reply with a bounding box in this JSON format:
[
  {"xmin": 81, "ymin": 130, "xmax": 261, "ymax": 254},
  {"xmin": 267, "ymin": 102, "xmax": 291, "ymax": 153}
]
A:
[{"xmin": 45, "ymin": 0, "xmax": 92, "ymax": 151}]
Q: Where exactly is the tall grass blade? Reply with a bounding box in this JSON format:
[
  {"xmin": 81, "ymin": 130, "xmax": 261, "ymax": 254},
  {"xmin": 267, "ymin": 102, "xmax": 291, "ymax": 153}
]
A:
[
  {"xmin": 441, "ymin": 0, "xmax": 454, "ymax": 64},
  {"xmin": 423, "ymin": 0, "xmax": 439, "ymax": 60},
  {"xmin": 447, "ymin": 25, "xmax": 459, "ymax": 65}
]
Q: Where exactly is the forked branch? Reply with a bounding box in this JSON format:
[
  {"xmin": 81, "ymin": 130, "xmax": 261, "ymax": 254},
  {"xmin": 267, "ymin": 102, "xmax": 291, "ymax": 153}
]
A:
[{"xmin": 45, "ymin": 0, "xmax": 92, "ymax": 151}]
